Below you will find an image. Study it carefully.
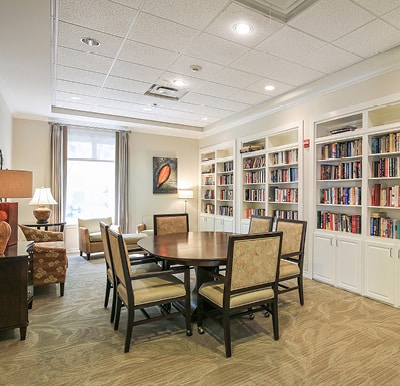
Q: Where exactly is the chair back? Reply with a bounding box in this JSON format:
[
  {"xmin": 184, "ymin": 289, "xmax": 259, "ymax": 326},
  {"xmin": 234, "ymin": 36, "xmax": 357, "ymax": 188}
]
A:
[
  {"xmin": 107, "ymin": 227, "xmax": 133, "ymax": 293},
  {"xmin": 225, "ymin": 232, "xmax": 282, "ymax": 295},
  {"xmin": 153, "ymin": 213, "xmax": 189, "ymax": 235},
  {"xmin": 248, "ymin": 215, "xmax": 274, "ymax": 234},
  {"xmin": 276, "ymin": 218, "xmax": 307, "ymax": 265},
  {"xmin": 100, "ymin": 221, "xmax": 113, "ymax": 271}
]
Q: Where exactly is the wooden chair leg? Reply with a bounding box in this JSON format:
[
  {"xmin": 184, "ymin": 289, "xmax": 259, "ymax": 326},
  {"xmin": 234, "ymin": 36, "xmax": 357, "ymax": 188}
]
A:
[
  {"xmin": 298, "ymin": 276, "xmax": 304, "ymax": 305},
  {"xmin": 114, "ymin": 298, "xmax": 122, "ymax": 330},
  {"xmin": 272, "ymin": 299, "xmax": 279, "ymax": 341},
  {"xmin": 124, "ymin": 310, "xmax": 134, "ymax": 353},
  {"xmin": 104, "ymin": 279, "xmax": 111, "ymax": 308},
  {"xmin": 223, "ymin": 309, "xmax": 232, "ymax": 358},
  {"xmin": 60, "ymin": 282, "xmax": 65, "ymax": 297}
]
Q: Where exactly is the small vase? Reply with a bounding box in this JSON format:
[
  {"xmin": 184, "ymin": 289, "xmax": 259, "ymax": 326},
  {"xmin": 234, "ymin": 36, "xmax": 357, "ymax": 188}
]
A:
[{"xmin": 0, "ymin": 220, "xmax": 11, "ymax": 254}]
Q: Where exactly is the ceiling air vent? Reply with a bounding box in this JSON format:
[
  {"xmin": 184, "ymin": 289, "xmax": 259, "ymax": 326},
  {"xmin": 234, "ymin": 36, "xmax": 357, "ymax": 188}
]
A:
[{"xmin": 145, "ymin": 84, "xmax": 188, "ymax": 101}]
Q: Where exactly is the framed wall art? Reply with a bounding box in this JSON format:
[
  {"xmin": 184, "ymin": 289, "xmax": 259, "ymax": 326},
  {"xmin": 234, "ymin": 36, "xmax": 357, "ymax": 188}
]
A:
[{"xmin": 153, "ymin": 157, "xmax": 177, "ymax": 194}]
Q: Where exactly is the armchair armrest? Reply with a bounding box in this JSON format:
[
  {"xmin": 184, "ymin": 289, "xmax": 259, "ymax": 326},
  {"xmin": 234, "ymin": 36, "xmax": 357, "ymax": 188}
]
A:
[{"xmin": 78, "ymin": 226, "xmax": 91, "ymax": 252}]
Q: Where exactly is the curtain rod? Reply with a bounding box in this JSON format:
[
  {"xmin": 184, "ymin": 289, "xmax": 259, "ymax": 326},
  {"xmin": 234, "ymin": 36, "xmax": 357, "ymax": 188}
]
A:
[{"xmin": 48, "ymin": 121, "xmax": 131, "ymax": 133}]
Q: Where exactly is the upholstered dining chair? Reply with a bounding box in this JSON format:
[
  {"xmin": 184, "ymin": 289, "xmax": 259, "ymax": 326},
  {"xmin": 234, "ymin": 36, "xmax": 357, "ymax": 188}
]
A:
[
  {"xmin": 153, "ymin": 213, "xmax": 189, "ymax": 236},
  {"xmin": 99, "ymin": 221, "xmax": 160, "ymax": 324},
  {"xmin": 248, "ymin": 215, "xmax": 274, "ymax": 233},
  {"xmin": 197, "ymin": 232, "xmax": 283, "ymax": 358},
  {"xmin": 107, "ymin": 227, "xmax": 192, "ymax": 353},
  {"xmin": 275, "ymin": 218, "xmax": 307, "ymax": 305}
]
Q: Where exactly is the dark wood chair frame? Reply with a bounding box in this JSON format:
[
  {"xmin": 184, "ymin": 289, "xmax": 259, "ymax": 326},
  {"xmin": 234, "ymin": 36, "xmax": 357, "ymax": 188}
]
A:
[{"xmin": 197, "ymin": 232, "xmax": 283, "ymax": 358}]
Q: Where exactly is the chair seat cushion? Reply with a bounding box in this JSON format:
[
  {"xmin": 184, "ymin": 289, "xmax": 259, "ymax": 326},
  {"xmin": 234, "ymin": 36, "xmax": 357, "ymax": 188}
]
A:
[
  {"xmin": 280, "ymin": 260, "xmax": 300, "ymax": 278},
  {"xmin": 199, "ymin": 282, "xmax": 274, "ymax": 308},
  {"xmin": 89, "ymin": 232, "xmax": 102, "ymax": 242},
  {"xmin": 117, "ymin": 273, "xmax": 185, "ymax": 306},
  {"xmin": 131, "ymin": 262, "xmax": 161, "ymax": 274},
  {"xmin": 122, "ymin": 233, "xmax": 148, "ymax": 244}
]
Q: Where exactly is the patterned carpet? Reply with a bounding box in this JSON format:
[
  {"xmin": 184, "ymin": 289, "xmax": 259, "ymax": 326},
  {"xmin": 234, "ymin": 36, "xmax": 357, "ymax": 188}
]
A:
[{"xmin": 1, "ymin": 254, "xmax": 400, "ymax": 386}]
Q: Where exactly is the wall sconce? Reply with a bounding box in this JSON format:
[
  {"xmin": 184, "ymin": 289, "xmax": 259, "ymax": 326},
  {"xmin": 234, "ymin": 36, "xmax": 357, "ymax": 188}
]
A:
[
  {"xmin": 0, "ymin": 169, "xmax": 33, "ymax": 246},
  {"xmin": 28, "ymin": 187, "xmax": 58, "ymax": 224},
  {"xmin": 178, "ymin": 189, "xmax": 194, "ymax": 213}
]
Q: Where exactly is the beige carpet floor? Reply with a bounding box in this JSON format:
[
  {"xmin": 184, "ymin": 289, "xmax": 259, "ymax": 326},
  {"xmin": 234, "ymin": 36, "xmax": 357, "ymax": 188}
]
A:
[{"xmin": 1, "ymin": 254, "xmax": 400, "ymax": 386}]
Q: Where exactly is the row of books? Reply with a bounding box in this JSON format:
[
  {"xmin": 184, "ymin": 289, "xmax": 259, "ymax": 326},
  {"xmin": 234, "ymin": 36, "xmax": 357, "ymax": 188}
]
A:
[
  {"xmin": 371, "ymin": 183, "xmax": 400, "ymax": 207},
  {"xmin": 244, "ymin": 170, "xmax": 265, "ymax": 184},
  {"xmin": 319, "ymin": 187, "xmax": 361, "ymax": 206},
  {"xmin": 270, "ymin": 167, "xmax": 298, "ymax": 183},
  {"xmin": 218, "ymin": 189, "xmax": 233, "ymax": 200},
  {"xmin": 269, "ymin": 188, "xmax": 298, "ymax": 203},
  {"xmin": 243, "ymin": 208, "xmax": 266, "ymax": 219},
  {"xmin": 370, "ymin": 132, "xmax": 400, "ymax": 154},
  {"xmin": 273, "ymin": 210, "xmax": 299, "ymax": 220},
  {"xmin": 321, "ymin": 139, "xmax": 362, "ymax": 160},
  {"xmin": 203, "ymin": 190, "xmax": 215, "ymax": 200},
  {"xmin": 218, "ymin": 174, "xmax": 233, "ymax": 185},
  {"xmin": 203, "ymin": 204, "xmax": 215, "ymax": 214},
  {"xmin": 221, "ymin": 161, "xmax": 234, "ymax": 172},
  {"xmin": 317, "ymin": 211, "xmax": 361, "ymax": 234},
  {"xmin": 244, "ymin": 188, "xmax": 265, "ymax": 202},
  {"xmin": 203, "ymin": 176, "xmax": 214, "ymax": 185},
  {"xmin": 271, "ymin": 149, "xmax": 298, "ymax": 166},
  {"xmin": 218, "ymin": 205, "xmax": 233, "ymax": 217},
  {"xmin": 370, "ymin": 214, "xmax": 400, "ymax": 238},
  {"xmin": 371, "ymin": 156, "xmax": 400, "ymax": 178},
  {"xmin": 319, "ymin": 161, "xmax": 361, "ymax": 180},
  {"xmin": 243, "ymin": 156, "xmax": 265, "ymax": 169}
]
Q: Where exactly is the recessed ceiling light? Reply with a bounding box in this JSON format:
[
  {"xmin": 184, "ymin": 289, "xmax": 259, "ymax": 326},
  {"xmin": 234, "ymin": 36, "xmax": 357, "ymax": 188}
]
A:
[
  {"xmin": 264, "ymin": 85, "xmax": 276, "ymax": 91},
  {"xmin": 70, "ymin": 96, "xmax": 81, "ymax": 100},
  {"xmin": 190, "ymin": 65, "xmax": 202, "ymax": 73},
  {"xmin": 233, "ymin": 23, "xmax": 253, "ymax": 34},
  {"xmin": 80, "ymin": 37, "xmax": 100, "ymax": 47},
  {"xmin": 201, "ymin": 117, "xmax": 208, "ymax": 121},
  {"xmin": 143, "ymin": 107, "xmax": 152, "ymax": 112},
  {"xmin": 173, "ymin": 79, "xmax": 186, "ymax": 87}
]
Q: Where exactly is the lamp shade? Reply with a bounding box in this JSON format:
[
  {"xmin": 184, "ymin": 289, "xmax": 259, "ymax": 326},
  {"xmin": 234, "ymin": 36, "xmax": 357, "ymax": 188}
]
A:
[
  {"xmin": 0, "ymin": 170, "xmax": 33, "ymax": 198},
  {"xmin": 178, "ymin": 189, "xmax": 194, "ymax": 199},
  {"xmin": 28, "ymin": 187, "xmax": 58, "ymax": 206}
]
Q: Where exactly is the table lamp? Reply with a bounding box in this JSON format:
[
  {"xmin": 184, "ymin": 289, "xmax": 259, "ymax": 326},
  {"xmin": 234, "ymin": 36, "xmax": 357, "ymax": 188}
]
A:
[
  {"xmin": 0, "ymin": 169, "xmax": 33, "ymax": 246},
  {"xmin": 28, "ymin": 187, "xmax": 58, "ymax": 224},
  {"xmin": 178, "ymin": 189, "xmax": 194, "ymax": 213}
]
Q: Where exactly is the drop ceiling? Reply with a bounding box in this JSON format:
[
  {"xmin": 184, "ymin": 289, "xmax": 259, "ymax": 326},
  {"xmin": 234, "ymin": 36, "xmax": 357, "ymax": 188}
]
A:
[{"xmin": 1, "ymin": 0, "xmax": 400, "ymax": 137}]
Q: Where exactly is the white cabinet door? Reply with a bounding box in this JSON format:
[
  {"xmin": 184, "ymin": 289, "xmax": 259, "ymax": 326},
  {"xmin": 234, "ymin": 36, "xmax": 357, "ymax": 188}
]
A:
[
  {"xmin": 313, "ymin": 232, "xmax": 335, "ymax": 285},
  {"xmin": 335, "ymin": 236, "xmax": 362, "ymax": 294},
  {"xmin": 364, "ymin": 239, "xmax": 395, "ymax": 305},
  {"xmin": 215, "ymin": 217, "xmax": 234, "ymax": 232},
  {"xmin": 199, "ymin": 214, "xmax": 215, "ymax": 232}
]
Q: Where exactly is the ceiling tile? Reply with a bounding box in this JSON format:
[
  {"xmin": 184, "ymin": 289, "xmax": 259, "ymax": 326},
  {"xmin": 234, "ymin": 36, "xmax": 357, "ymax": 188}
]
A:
[
  {"xmin": 182, "ymin": 92, "xmax": 250, "ymax": 112},
  {"xmin": 128, "ymin": 13, "xmax": 200, "ymax": 52},
  {"xmin": 209, "ymin": 67, "xmax": 262, "ymax": 88},
  {"xmin": 58, "ymin": 0, "xmax": 137, "ymax": 37},
  {"xmin": 99, "ymin": 88, "xmax": 141, "ymax": 103},
  {"xmin": 57, "ymin": 47, "xmax": 114, "ymax": 73},
  {"xmin": 194, "ymin": 81, "xmax": 241, "ymax": 98},
  {"xmin": 184, "ymin": 33, "xmax": 248, "ymax": 65},
  {"xmin": 205, "ymin": 2, "xmax": 284, "ymax": 47},
  {"xmin": 141, "ymin": 0, "xmax": 231, "ymax": 30},
  {"xmin": 167, "ymin": 56, "xmax": 224, "ymax": 80},
  {"xmin": 104, "ymin": 76, "xmax": 150, "ymax": 94},
  {"xmin": 57, "ymin": 66, "xmax": 107, "ymax": 87},
  {"xmin": 289, "ymin": 0, "xmax": 375, "ymax": 42},
  {"xmin": 231, "ymin": 50, "xmax": 290, "ymax": 77},
  {"xmin": 296, "ymin": 44, "xmax": 362, "ymax": 73},
  {"xmin": 269, "ymin": 62, "xmax": 324, "ymax": 86},
  {"xmin": 352, "ymin": 0, "xmax": 400, "ymax": 16},
  {"xmin": 334, "ymin": 19, "xmax": 400, "ymax": 58},
  {"xmin": 228, "ymin": 89, "xmax": 270, "ymax": 105},
  {"xmin": 382, "ymin": 6, "xmax": 400, "ymax": 28},
  {"xmin": 256, "ymin": 26, "xmax": 325, "ymax": 61},
  {"xmin": 110, "ymin": 60, "xmax": 164, "ymax": 83},
  {"xmin": 246, "ymin": 78, "xmax": 295, "ymax": 96},
  {"xmin": 56, "ymin": 80, "xmax": 100, "ymax": 97},
  {"xmin": 118, "ymin": 40, "xmax": 178, "ymax": 69}
]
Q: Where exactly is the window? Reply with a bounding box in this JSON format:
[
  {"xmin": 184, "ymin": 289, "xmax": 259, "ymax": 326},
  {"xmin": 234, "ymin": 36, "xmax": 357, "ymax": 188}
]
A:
[{"xmin": 66, "ymin": 127, "xmax": 115, "ymax": 223}]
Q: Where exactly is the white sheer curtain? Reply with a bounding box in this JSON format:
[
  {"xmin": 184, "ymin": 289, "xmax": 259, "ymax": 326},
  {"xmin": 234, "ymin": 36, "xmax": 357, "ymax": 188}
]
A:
[
  {"xmin": 115, "ymin": 131, "xmax": 129, "ymax": 232},
  {"xmin": 50, "ymin": 124, "xmax": 67, "ymax": 223}
]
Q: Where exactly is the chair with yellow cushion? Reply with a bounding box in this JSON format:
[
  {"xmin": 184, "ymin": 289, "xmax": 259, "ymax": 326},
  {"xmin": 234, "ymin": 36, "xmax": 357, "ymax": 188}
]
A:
[
  {"xmin": 276, "ymin": 218, "xmax": 307, "ymax": 305},
  {"xmin": 248, "ymin": 214, "xmax": 274, "ymax": 233},
  {"xmin": 197, "ymin": 232, "xmax": 283, "ymax": 358},
  {"xmin": 107, "ymin": 227, "xmax": 192, "ymax": 353}
]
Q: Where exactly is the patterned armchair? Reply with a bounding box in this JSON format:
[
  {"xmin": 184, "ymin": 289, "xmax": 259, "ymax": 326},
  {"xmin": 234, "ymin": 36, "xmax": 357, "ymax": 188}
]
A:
[{"xmin": 19, "ymin": 224, "xmax": 68, "ymax": 296}]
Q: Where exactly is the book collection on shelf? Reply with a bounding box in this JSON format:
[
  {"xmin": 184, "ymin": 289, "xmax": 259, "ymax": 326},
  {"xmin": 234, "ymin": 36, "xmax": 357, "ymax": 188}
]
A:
[
  {"xmin": 320, "ymin": 186, "xmax": 361, "ymax": 205},
  {"xmin": 270, "ymin": 167, "xmax": 297, "ymax": 183},
  {"xmin": 219, "ymin": 205, "xmax": 233, "ymax": 216},
  {"xmin": 273, "ymin": 209, "xmax": 298, "ymax": 219},
  {"xmin": 243, "ymin": 155, "xmax": 265, "ymax": 169},
  {"xmin": 370, "ymin": 132, "xmax": 400, "ymax": 154},
  {"xmin": 244, "ymin": 188, "xmax": 265, "ymax": 201},
  {"xmin": 243, "ymin": 208, "xmax": 266, "ymax": 219},
  {"xmin": 219, "ymin": 189, "xmax": 233, "ymax": 200},
  {"xmin": 317, "ymin": 211, "xmax": 361, "ymax": 234},
  {"xmin": 321, "ymin": 139, "xmax": 362, "ymax": 159},
  {"xmin": 319, "ymin": 161, "xmax": 361, "ymax": 180},
  {"xmin": 269, "ymin": 187, "xmax": 298, "ymax": 203},
  {"xmin": 371, "ymin": 156, "xmax": 400, "ymax": 177},
  {"xmin": 272, "ymin": 149, "xmax": 298, "ymax": 165},
  {"xmin": 371, "ymin": 183, "xmax": 400, "ymax": 207},
  {"xmin": 204, "ymin": 203, "xmax": 215, "ymax": 214},
  {"xmin": 370, "ymin": 212, "xmax": 400, "ymax": 238}
]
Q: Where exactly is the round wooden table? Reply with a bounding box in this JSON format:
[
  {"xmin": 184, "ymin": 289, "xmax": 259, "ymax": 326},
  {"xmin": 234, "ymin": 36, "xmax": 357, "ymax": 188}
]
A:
[{"xmin": 137, "ymin": 231, "xmax": 231, "ymax": 267}]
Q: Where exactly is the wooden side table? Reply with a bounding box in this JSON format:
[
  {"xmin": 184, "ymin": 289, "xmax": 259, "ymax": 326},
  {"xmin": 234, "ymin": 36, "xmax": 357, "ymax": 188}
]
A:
[
  {"xmin": 23, "ymin": 222, "xmax": 66, "ymax": 232},
  {"xmin": 0, "ymin": 241, "xmax": 34, "ymax": 340}
]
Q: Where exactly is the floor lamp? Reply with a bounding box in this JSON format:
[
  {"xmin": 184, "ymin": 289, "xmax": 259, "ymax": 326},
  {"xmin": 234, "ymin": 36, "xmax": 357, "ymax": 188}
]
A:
[
  {"xmin": 178, "ymin": 189, "xmax": 194, "ymax": 213},
  {"xmin": 0, "ymin": 170, "xmax": 33, "ymax": 246}
]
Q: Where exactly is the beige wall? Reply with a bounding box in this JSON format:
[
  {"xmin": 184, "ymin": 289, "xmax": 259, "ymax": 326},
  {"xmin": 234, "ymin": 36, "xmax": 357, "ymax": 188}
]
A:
[{"xmin": 0, "ymin": 93, "xmax": 12, "ymax": 167}]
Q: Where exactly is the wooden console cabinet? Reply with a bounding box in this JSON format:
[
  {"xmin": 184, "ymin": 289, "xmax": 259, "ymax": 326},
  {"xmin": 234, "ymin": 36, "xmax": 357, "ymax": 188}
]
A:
[{"xmin": 0, "ymin": 241, "xmax": 34, "ymax": 340}]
